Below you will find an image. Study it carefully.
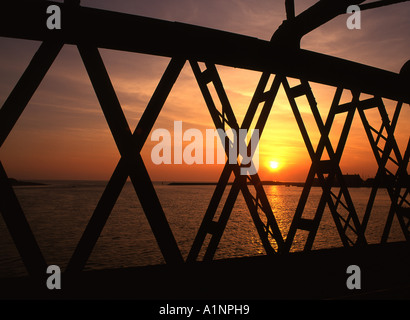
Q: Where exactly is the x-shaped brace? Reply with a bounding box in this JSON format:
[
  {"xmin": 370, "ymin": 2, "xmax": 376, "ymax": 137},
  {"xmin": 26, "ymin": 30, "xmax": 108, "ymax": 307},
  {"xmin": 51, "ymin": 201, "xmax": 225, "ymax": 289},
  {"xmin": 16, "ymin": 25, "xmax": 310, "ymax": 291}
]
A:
[
  {"xmin": 282, "ymin": 79, "xmax": 366, "ymax": 251},
  {"xmin": 66, "ymin": 47, "xmax": 185, "ymax": 272},
  {"xmin": 187, "ymin": 62, "xmax": 285, "ymax": 261},
  {"xmin": 358, "ymin": 98, "xmax": 409, "ymax": 242}
]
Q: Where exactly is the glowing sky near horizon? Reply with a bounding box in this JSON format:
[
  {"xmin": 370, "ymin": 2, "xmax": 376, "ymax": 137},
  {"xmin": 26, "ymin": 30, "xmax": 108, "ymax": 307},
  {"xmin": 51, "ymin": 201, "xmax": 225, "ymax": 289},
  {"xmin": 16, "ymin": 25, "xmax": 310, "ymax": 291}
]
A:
[{"xmin": 0, "ymin": 0, "xmax": 409, "ymax": 182}]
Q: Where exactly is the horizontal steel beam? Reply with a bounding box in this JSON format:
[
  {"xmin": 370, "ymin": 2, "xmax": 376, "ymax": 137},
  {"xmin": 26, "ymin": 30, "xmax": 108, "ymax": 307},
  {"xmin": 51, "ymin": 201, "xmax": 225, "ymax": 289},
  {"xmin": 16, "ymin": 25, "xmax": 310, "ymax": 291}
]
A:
[{"xmin": 0, "ymin": 1, "xmax": 409, "ymax": 103}]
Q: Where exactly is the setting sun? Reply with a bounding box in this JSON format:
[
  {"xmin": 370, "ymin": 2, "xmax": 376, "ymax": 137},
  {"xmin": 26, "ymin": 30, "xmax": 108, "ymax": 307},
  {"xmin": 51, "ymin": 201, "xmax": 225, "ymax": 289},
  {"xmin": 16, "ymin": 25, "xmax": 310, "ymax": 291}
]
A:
[{"xmin": 269, "ymin": 161, "xmax": 279, "ymax": 170}]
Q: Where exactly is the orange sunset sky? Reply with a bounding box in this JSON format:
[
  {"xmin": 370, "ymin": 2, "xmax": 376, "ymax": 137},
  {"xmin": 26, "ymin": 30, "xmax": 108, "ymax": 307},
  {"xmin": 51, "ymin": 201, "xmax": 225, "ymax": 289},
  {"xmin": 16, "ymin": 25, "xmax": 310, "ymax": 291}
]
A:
[{"xmin": 0, "ymin": 0, "xmax": 409, "ymax": 183}]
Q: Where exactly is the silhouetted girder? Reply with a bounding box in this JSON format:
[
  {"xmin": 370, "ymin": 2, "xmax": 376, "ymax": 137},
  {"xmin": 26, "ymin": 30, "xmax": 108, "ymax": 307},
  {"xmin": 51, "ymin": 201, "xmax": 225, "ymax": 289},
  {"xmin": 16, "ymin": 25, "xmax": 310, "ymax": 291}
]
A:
[
  {"xmin": 0, "ymin": 161, "xmax": 47, "ymax": 280},
  {"xmin": 272, "ymin": 0, "xmax": 366, "ymax": 47},
  {"xmin": 273, "ymin": 0, "xmax": 410, "ymax": 46},
  {"xmin": 360, "ymin": 0, "xmax": 410, "ymax": 10},
  {"xmin": 0, "ymin": 1, "xmax": 409, "ymax": 104},
  {"xmin": 382, "ymin": 138, "xmax": 410, "ymax": 242}
]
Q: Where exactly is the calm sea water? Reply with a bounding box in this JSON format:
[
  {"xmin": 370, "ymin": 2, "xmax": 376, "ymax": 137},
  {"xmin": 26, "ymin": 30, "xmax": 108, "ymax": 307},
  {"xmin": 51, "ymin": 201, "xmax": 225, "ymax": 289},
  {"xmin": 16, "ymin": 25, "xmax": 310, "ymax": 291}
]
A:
[{"xmin": 0, "ymin": 180, "xmax": 405, "ymax": 278}]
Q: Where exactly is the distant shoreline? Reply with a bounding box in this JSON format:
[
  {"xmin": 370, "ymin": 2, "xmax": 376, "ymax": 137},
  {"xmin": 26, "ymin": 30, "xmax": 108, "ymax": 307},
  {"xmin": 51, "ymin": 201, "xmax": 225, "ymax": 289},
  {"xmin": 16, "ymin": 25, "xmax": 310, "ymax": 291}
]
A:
[
  {"xmin": 8, "ymin": 178, "xmax": 47, "ymax": 187},
  {"xmin": 6, "ymin": 175, "xmax": 390, "ymax": 188},
  {"xmin": 167, "ymin": 174, "xmax": 388, "ymax": 188},
  {"xmin": 168, "ymin": 181, "xmax": 304, "ymax": 187}
]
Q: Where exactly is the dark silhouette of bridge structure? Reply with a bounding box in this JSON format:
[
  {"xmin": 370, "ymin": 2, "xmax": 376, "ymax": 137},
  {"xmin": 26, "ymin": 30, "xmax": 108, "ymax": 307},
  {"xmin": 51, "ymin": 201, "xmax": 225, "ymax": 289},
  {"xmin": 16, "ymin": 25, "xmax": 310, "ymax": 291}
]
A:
[{"xmin": 0, "ymin": 0, "xmax": 409, "ymax": 299}]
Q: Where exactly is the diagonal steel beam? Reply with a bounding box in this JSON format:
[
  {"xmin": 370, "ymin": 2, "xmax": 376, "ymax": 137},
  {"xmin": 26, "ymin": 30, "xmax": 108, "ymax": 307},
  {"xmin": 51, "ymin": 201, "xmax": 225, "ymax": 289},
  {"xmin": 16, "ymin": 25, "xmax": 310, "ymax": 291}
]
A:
[
  {"xmin": 0, "ymin": 41, "xmax": 63, "ymax": 148},
  {"xmin": 0, "ymin": 161, "xmax": 47, "ymax": 279},
  {"xmin": 382, "ymin": 138, "xmax": 410, "ymax": 242}
]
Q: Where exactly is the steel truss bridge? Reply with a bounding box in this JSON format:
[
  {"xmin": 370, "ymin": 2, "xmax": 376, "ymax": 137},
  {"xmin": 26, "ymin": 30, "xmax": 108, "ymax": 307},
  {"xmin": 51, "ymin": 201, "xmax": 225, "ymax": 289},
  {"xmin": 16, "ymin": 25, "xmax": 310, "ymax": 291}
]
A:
[{"xmin": 0, "ymin": 0, "xmax": 409, "ymax": 287}]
